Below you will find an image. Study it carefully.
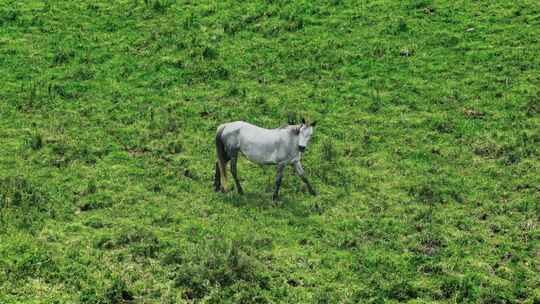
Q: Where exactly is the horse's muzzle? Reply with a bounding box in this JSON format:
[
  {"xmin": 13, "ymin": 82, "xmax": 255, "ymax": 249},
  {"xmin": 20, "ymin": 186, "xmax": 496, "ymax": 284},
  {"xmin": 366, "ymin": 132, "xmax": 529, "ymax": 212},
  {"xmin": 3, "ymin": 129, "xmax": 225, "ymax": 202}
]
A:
[{"xmin": 298, "ymin": 145, "xmax": 306, "ymax": 152}]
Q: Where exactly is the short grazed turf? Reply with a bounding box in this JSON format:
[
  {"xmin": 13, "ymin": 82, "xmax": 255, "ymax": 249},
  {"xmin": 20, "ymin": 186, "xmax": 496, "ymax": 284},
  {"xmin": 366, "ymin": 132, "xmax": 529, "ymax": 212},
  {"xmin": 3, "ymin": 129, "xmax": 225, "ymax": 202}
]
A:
[{"xmin": 0, "ymin": 0, "xmax": 539, "ymax": 303}]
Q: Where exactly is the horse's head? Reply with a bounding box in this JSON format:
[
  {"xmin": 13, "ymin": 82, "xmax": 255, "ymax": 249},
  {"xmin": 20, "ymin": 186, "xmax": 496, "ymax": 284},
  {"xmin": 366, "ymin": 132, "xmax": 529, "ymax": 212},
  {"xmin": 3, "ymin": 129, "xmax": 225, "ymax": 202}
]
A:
[{"xmin": 298, "ymin": 118, "xmax": 317, "ymax": 152}]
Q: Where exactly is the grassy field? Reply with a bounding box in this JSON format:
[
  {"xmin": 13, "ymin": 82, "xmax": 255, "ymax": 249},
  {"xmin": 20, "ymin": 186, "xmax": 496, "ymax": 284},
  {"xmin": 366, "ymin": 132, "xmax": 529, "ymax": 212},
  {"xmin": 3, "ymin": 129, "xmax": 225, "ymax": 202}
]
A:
[{"xmin": 1, "ymin": 0, "xmax": 539, "ymax": 303}]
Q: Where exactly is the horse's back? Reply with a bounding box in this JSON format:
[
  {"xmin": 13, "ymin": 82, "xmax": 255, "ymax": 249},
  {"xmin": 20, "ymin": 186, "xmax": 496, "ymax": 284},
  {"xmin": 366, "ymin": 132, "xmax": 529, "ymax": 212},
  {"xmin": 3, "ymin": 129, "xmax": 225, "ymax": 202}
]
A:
[
  {"xmin": 220, "ymin": 121, "xmax": 282, "ymax": 147},
  {"xmin": 220, "ymin": 121, "xmax": 273, "ymax": 137}
]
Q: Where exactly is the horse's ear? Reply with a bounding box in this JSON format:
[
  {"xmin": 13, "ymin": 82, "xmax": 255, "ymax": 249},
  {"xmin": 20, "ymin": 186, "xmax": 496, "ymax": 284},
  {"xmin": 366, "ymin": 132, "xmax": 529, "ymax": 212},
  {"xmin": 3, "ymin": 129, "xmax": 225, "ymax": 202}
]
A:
[
  {"xmin": 301, "ymin": 117, "xmax": 306, "ymax": 124},
  {"xmin": 311, "ymin": 121, "xmax": 317, "ymax": 127}
]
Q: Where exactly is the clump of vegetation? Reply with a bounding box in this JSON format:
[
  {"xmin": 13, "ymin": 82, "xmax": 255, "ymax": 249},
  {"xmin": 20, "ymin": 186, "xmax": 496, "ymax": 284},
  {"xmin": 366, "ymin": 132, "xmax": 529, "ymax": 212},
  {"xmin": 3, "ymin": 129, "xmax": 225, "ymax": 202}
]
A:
[
  {"xmin": 143, "ymin": 0, "xmax": 175, "ymax": 13},
  {"xmin": 171, "ymin": 239, "xmax": 270, "ymax": 300},
  {"xmin": 0, "ymin": 177, "xmax": 53, "ymax": 232}
]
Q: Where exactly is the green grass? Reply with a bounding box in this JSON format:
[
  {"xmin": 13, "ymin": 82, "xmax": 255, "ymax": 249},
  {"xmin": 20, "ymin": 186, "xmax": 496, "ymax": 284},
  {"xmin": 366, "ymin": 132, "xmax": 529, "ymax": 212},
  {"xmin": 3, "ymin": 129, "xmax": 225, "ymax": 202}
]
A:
[{"xmin": 1, "ymin": 0, "xmax": 539, "ymax": 303}]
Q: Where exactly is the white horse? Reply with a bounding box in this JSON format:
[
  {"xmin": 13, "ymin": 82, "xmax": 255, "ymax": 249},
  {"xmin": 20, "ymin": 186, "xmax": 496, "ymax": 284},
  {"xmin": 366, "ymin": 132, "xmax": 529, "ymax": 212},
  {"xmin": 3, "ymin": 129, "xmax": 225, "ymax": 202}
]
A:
[{"xmin": 214, "ymin": 118, "xmax": 317, "ymax": 200}]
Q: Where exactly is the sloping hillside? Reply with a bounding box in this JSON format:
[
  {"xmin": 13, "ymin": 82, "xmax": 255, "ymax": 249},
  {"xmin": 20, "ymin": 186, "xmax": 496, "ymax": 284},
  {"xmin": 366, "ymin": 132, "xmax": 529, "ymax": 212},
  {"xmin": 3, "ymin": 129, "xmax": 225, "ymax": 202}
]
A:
[{"xmin": 1, "ymin": 0, "xmax": 538, "ymax": 302}]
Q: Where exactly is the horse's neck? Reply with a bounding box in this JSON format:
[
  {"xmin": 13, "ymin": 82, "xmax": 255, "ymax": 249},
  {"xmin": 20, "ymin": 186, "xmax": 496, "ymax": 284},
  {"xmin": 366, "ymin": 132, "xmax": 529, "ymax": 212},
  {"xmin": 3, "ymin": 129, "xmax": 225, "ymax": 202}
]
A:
[
  {"xmin": 271, "ymin": 125, "xmax": 300, "ymax": 145},
  {"xmin": 285, "ymin": 127, "xmax": 300, "ymax": 144}
]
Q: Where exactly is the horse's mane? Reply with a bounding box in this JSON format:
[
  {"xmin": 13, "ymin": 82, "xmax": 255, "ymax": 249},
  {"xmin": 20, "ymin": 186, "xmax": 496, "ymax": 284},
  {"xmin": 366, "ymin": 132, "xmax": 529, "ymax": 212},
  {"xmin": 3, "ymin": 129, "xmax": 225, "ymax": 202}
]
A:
[{"xmin": 278, "ymin": 124, "xmax": 301, "ymax": 134}]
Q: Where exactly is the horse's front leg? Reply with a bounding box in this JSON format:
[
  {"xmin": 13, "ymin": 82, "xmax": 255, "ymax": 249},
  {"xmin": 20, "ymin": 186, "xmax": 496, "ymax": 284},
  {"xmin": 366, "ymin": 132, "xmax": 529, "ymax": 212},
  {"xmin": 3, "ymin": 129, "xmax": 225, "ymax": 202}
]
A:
[
  {"xmin": 214, "ymin": 162, "xmax": 221, "ymax": 192},
  {"xmin": 272, "ymin": 163, "xmax": 286, "ymax": 201},
  {"xmin": 293, "ymin": 161, "xmax": 317, "ymax": 196}
]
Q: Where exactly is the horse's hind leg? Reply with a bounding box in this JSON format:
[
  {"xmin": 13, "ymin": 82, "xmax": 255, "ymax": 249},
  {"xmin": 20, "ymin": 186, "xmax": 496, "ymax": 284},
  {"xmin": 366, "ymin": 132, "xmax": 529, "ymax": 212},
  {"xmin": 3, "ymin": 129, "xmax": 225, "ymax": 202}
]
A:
[
  {"xmin": 230, "ymin": 151, "xmax": 244, "ymax": 194},
  {"xmin": 220, "ymin": 156, "xmax": 231, "ymax": 192},
  {"xmin": 214, "ymin": 162, "xmax": 221, "ymax": 192}
]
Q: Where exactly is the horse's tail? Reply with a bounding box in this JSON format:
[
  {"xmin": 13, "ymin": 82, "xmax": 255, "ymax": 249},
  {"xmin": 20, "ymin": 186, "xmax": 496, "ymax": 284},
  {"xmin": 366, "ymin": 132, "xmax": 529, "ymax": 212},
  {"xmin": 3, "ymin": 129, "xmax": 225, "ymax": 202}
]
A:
[{"xmin": 215, "ymin": 125, "xmax": 228, "ymax": 191}]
